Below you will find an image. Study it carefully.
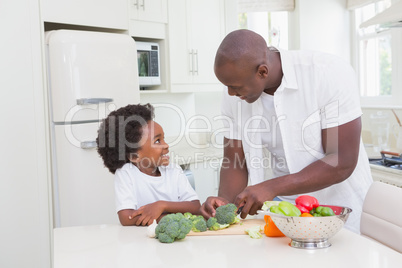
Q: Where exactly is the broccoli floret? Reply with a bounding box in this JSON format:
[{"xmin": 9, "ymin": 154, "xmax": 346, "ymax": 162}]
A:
[
  {"xmin": 155, "ymin": 213, "xmax": 192, "ymax": 243},
  {"xmin": 191, "ymin": 215, "xmax": 207, "ymax": 232},
  {"xmin": 215, "ymin": 203, "xmax": 240, "ymax": 225},
  {"xmin": 206, "ymin": 217, "xmax": 230, "ymax": 231},
  {"xmin": 183, "ymin": 212, "xmax": 193, "ymax": 219}
]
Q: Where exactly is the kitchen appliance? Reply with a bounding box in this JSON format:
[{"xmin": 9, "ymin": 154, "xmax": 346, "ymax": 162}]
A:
[
  {"xmin": 136, "ymin": 41, "xmax": 161, "ymax": 88},
  {"xmin": 45, "ymin": 30, "xmax": 140, "ymax": 227},
  {"xmin": 370, "ymin": 151, "xmax": 402, "ymax": 170}
]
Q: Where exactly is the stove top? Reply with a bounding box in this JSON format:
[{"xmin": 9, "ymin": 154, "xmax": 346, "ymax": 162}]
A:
[{"xmin": 369, "ymin": 157, "xmax": 402, "ymax": 170}]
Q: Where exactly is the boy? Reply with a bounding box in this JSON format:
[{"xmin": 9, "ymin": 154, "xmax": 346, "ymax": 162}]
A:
[{"xmin": 97, "ymin": 104, "xmax": 200, "ymax": 226}]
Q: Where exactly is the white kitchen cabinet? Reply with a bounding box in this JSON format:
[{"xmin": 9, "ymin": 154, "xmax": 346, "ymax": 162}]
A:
[
  {"xmin": 129, "ymin": 0, "xmax": 167, "ymax": 23},
  {"xmin": 41, "ymin": 0, "xmax": 129, "ymax": 30},
  {"xmin": 191, "ymin": 158, "xmax": 222, "ymax": 203},
  {"xmin": 167, "ymin": 0, "xmax": 225, "ymax": 92}
]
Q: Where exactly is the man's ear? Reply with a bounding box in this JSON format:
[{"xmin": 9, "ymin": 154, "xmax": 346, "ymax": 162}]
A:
[{"xmin": 257, "ymin": 64, "xmax": 268, "ymax": 78}]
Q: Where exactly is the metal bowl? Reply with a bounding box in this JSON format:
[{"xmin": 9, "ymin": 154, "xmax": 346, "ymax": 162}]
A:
[{"xmin": 258, "ymin": 205, "xmax": 352, "ymax": 249}]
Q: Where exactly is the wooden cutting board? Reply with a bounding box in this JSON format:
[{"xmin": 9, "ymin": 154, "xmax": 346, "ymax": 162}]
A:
[{"xmin": 187, "ymin": 219, "xmax": 265, "ymax": 236}]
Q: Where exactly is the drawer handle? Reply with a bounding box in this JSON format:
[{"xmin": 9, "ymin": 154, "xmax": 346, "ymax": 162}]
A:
[
  {"xmin": 76, "ymin": 98, "xmax": 113, "ymax": 105},
  {"xmin": 80, "ymin": 141, "xmax": 97, "ymax": 149}
]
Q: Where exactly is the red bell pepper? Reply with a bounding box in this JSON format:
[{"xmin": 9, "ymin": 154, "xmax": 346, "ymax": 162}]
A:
[
  {"xmin": 295, "ymin": 204, "xmax": 310, "ymax": 214},
  {"xmin": 295, "ymin": 195, "xmax": 319, "ymax": 212}
]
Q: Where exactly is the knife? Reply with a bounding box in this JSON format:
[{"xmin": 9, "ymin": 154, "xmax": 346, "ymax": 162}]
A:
[{"xmin": 236, "ymin": 206, "xmax": 244, "ymax": 214}]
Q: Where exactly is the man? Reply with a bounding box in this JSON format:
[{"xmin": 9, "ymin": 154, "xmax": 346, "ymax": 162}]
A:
[{"xmin": 200, "ymin": 29, "xmax": 372, "ymax": 233}]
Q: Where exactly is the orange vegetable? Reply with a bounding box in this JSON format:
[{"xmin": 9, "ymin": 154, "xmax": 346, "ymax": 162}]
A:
[
  {"xmin": 263, "ymin": 215, "xmax": 285, "ymax": 237},
  {"xmin": 301, "ymin": 212, "xmax": 313, "ymax": 217}
]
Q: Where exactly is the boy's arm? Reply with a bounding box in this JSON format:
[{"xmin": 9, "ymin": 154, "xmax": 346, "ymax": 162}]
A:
[{"xmin": 118, "ymin": 200, "xmax": 201, "ymax": 226}]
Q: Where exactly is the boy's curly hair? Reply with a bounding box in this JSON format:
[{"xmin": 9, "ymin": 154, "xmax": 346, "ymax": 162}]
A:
[{"xmin": 96, "ymin": 103, "xmax": 154, "ymax": 174}]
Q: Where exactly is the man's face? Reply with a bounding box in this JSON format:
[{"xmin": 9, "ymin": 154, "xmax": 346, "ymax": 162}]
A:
[{"xmin": 215, "ymin": 62, "xmax": 265, "ymax": 103}]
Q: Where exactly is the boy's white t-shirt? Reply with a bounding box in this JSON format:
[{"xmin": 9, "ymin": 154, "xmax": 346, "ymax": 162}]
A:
[{"xmin": 114, "ymin": 163, "xmax": 199, "ymax": 212}]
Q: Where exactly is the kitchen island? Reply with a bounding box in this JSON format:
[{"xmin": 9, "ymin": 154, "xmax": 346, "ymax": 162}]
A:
[{"xmin": 54, "ymin": 223, "xmax": 401, "ymax": 268}]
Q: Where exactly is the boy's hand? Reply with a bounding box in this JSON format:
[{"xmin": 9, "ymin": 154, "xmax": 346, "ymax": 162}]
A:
[
  {"xmin": 199, "ymin": 196, "xmax": 228, "ymax": 219},
  {"xmin": 129, "ymin": 202, "xmax": 165, "ymax": 226}
]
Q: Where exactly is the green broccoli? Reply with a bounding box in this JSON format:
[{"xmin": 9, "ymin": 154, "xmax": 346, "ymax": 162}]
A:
[
  {"xmin": 155, "ymin": 213, "xmax": 192, "ymax": 243},
  {"xmin": 183, "ymin": 212, "xmax": 193, "ymax": 219},
  {"xmin": 190, "ymin": 215, "xmax": 207, "ymax": 232},
  {"xmin": 206, "ymin": 217, "xmax": 230, "ymax": 231},
  {"xmin": 215, "ymin": 203, "xmax": 240, "ymax": 225}
]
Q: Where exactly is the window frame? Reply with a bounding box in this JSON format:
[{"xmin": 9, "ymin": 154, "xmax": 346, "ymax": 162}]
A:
[{"xmin": 351, "ymin": 5, "xmax": 402, "ymax": 108}]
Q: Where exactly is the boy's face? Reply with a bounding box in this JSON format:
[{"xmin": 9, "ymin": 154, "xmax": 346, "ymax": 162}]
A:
[{"xmin": 131, "ymin": 121, "xmax": 169, "ymax": 175}]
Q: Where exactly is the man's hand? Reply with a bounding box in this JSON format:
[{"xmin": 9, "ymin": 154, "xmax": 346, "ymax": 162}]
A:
[
  {"xmin": 234, "ymin": 183, "xmax": 275, "ymax": 219},
  {"xmin": 200, "ymin": 196, "xmax": 229, "ymax": 219}
]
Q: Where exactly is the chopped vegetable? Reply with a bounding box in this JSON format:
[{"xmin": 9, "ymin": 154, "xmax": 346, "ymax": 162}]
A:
[
  {"xmin": 190, "ymin": 215, "xmax": 208, "ymax": 232},
  {"xmin": 263, "ymin": 215, "xmax": 285, "ymax": 237},
  {"xmin": 245, "ymin": 225, "xmax": 263, "ymax": 239},
  {"xmin": 206, "ymin": 217, "xmax": 230, "ymax": 231},
  {"xmin": 261, "ymin": 201, "xmax": 280, "ymax": 211},
  {"xmin": 155, "ymin": 213, "xmax": 192, "ymax": 243},
  {"xmin": 215, "ymin": 203, "xmax": 240, "ymax": 225}
]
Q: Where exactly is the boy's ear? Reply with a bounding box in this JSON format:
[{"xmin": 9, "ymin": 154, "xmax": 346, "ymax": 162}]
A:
[{"xmin": 128, "ymin": 152, "xmax": 139, "ymax": 163}]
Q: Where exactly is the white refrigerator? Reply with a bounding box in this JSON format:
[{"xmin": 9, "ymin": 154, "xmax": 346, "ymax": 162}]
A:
[{"xmin": 45, "ymin": 30, "xmax": 140, "ymax": 227}]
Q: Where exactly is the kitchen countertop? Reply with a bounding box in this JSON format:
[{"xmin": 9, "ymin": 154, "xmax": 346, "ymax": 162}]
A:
[{"xmin": 54, "ymin": 224, "xmax": 402, "ymax": 268}]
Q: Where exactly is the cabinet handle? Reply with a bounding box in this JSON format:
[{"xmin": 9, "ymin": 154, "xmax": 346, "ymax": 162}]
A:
[
  {"xmin": 194, "ymin": 49, "xmax": 198, "ymax": 75},
  {"xmin": 80, "ymin": 141, "xmax": 97, "ymax": 149},
  {"xmin": 189, "ymin": 50, "xmax": 194, "ymax": 74},
  {"xmin": 133, "ymin": 0, "xmax": 139, "ymax": 9},
  {"xmin": 140, "ymin": 0, "xmax": 145, "ymax": 10},
  {"xmin": 76, "ymin": 98, "xmax": 113, "ymax": 105}
]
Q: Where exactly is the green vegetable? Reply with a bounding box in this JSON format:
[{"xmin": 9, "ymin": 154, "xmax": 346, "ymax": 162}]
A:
[
  {"xmin": 269, "ymin": 201, "xmax": 301, "ymax": 217},
  {"xmin": 155, "ymin": 213, "xmax": 192, "ymax": 243},
  {"xmin": 245, "ymin": 225, "xmax": 263, "ymax": 239},
  {"xmin": 190, "ymin": 215, "xmax": 208, "ymax": 232},
  {"xmin": 215, "ymin": 203, "xmax": 240, "ymax": 225},
  {"xmin": 206, "ymin": 217, "xmax": 230, "ymax": 231},
  {"xmin": 310, "ymin": 206, "xmax": 335, "ymax": 217},
  {"xmin": 261, "ymin": 201, "xmax": 281, "ymax": 211}
]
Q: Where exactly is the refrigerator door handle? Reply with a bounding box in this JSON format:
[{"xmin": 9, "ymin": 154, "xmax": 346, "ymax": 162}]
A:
[
  {"xmin": 76, "ymin": 98, "xmax": 114, "ymax": 105},
  {"xmin": 80, "ymin": 141, "xmax": 97, "ymax": 149}
]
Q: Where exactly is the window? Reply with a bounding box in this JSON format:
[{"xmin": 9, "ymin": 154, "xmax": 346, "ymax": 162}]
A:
[
  {"xmin": 238, "ymin": 11, "xmax": 289, "ymax": 49},
  {"xmin": 353, "ymin": 0, "xmax": 402, "ymax": 106}
]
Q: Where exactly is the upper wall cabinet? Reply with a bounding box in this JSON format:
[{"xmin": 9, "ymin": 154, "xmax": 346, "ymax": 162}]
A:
[
  {"xmin": 167, "ymin": 0, "xmax": 225, "ymax": 92},
  {"xmin": 41, "ymin": 0, "xmax": 129, "ymax": 30},
  {"xmin": 129, "ymin": 0, "xmax": 168, "ymax": 39},
  {"xmin": 130, "ymin": 0, "xmax": 167, "ymax": 23}
]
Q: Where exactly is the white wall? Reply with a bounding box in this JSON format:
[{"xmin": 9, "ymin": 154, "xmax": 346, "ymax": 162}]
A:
[
  {"xmin": 0, "ymin": 1, "xmax": 52, "ymax": 267},
  {"xmin": 289, "ymin": 0, "xmax": 351, "ymax": 62}
]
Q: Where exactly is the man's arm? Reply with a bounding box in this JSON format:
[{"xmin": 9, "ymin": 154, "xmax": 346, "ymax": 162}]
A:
[
  {"xmin": 199, "ymin": 137, "xmax": 249, "ymax": 218},
  {"xmin": 235, "ymin": 117, "xmax": 362, "ymax": 218},
  {"xmin": 218, "ymin": 137, "xmax": 249, "ymax": 201}
]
